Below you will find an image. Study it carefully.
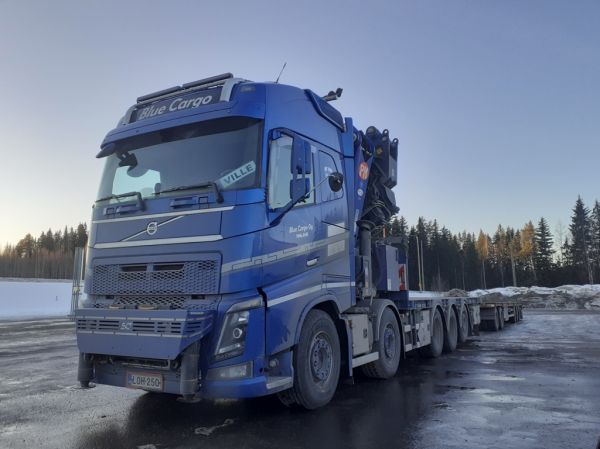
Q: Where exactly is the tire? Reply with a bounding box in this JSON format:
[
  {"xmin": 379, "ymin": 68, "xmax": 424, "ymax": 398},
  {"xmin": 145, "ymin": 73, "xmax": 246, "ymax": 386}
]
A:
[
  {"xmin": 283, "ymin": 309, "xmax": 340, "ymax": 410},
  {"xmin": 489, "ymin": 308, "xmax": 500, "ymax": 331},
  {"xmin": 423, "ymin": 308, "xmax": 444, "ymax": 358},
  {"xmin": 443, "ymin": 309, "xmax": 458, "ymax": 353},
  {"xmin": 458, "ymin": 306, "xmax": 469, "ymax": 344},
  {"xmin": 498, "ymin": 308, "xmax": 505, "ymax": 330},
  {"xmin": 362, "ymin": 308, "xmax": 401, "ymax": 379}
]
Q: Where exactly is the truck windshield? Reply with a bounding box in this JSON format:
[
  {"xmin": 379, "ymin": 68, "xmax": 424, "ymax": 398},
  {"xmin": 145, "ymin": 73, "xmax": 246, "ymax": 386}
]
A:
[{"xmin": 96, "ymin": 117, "xmax": 262, "ymax": 203}]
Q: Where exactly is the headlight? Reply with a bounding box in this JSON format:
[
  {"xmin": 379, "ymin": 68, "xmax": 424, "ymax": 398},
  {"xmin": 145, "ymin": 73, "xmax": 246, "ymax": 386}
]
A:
[{"xmin": 214, "ymin": 297, "xmax": 262, "ymax": 361}]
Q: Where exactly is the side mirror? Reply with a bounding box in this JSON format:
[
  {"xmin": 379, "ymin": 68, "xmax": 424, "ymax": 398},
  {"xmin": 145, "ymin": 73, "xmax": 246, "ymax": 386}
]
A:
[
  {"xmin": 291, "ymin": 137, "xmax": 312, "ymax": 175},
  {"xmin": 290, "ymin": 178, "xmax": 310, "ymax": 203},
  {"xmin": 328, "ymin": 172, "xmax": 344, "ymax": 192}
]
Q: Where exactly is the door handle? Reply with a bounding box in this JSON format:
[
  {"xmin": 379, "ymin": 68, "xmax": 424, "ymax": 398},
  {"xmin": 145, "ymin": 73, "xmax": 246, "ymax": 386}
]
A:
[{"xmin": 306, "ymin": 257, "xmax": 319, "ymax": 267}]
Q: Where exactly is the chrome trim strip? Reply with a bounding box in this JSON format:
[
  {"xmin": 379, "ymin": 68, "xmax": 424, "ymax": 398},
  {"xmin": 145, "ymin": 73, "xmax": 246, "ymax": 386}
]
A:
[
  {"xmin": 267, "ymin": 281, "xmax": 355, "ymax": 308},
  {"xmin": 92, "ymin": 234, "xmax": 223, "ymax": 249},
  {"xmin": 92, "ymin": 206, "xmax": 234, "ymax": 224},
  {"xmin": 221, "ymin": 232, "xmax": 349, "ymax": 274}
]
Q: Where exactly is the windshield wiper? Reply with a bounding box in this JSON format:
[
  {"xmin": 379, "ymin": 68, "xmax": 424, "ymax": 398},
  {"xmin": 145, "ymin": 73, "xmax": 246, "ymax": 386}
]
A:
[
  {"xmin": 96, "ymin": 191, "xmax": 145, "ymax": 210},
  {"xmin": 156, "ymin": 182, "xmax": 223, "ymax": 203}
]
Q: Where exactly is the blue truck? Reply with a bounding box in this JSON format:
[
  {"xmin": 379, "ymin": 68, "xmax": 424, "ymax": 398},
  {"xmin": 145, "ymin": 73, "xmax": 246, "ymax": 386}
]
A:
[{"xmin": 75, "ymin": 73, "xmax": 522, "ymax": 409}]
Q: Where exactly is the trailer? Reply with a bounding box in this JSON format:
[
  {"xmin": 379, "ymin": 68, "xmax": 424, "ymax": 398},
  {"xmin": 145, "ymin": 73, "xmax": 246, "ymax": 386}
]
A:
[{"xmin": 75, "ymin": 73, "xmax": 522, "ymax": 409}]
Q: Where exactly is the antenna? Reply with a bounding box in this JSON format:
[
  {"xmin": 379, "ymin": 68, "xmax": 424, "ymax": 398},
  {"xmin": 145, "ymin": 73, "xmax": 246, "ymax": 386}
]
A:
[{"xmin": 275, "ymin": 62, "xmax": 287, "ymax": 84}]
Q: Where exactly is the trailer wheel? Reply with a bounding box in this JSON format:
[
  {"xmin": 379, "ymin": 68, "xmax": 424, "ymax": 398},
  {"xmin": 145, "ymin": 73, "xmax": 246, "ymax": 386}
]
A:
[
  {"xmin": 286, "ymin": 309, "xmax": 340, "ymax": 409},
  {"xmin": 423, "ymin": 308, "xmax": 444, "ymax": 358},
  {"xmin": 443, "ymin": 309, "xmax": 458, "ymax": 353},
  {"xmin": 489, "ymin": 308, "xmax": 500, "ymax": 331},
  {"xmin": 498, "ymin": 307, "xmax": 505, "ymax": 330},
  {"xmin": 362, "ymin": 308, "xmax": 401, "ymax": 379},
  {"xmin": 458, "ymin": 307, "xmax": 469, "ymax": 344}
]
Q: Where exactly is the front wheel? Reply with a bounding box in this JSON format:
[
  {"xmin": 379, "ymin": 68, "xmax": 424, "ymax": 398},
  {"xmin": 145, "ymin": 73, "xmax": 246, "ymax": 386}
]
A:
[
  {"xmin": 281, "ymin": 309, "xmax": 340, "ymax": 409},
  {"xmin": 362, "ymin": 308, "xmax": 401, "ymax": 379}
]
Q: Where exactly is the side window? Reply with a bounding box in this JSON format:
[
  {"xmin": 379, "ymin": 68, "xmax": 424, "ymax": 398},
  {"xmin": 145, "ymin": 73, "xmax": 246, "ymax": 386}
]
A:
[
  {"xmin": 319, "ymin": 151, "xmax": 343, "ymax": 202},
  {"xmin": 268, "ymin": 135, "xmax": 314, "ymax": 210}
]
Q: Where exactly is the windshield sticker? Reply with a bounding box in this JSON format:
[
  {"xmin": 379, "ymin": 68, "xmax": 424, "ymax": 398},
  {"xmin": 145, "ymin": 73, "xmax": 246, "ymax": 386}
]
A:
[{"xmin": 217, "ymin": 161, "xmax": 256, "ymax": 189}]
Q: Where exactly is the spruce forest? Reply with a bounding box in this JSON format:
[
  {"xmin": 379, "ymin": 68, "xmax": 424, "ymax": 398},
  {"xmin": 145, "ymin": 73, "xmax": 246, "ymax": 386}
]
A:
[
  {"xmin": 386, "ymin": 196, "xmax": 600, "ymax": 291},
  {"xmin": 1, "ymin": 197, "xmax": 599, "ymax": 289}
]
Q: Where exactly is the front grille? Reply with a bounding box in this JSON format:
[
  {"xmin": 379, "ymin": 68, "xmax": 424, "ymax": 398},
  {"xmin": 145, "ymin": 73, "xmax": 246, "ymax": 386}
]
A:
[
  {"xmin": 92, "ymin": 296, "xmax": 219, "ymax": 311},
  {"xmin": 91, "ymin": 257, "xmax": 221, "ymax": 295},
  {"xmin": 76, "ymin": 318, "xmax": 183, "ymax": 335},
  {"xmin": 77, "ymin": 319, "xmax": 120, "ymax": 331}
]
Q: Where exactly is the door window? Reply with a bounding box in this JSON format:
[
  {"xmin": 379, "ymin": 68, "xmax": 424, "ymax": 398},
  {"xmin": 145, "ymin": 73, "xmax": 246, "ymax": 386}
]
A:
[{"xmin": 268, "ymin": 135, "xmax": 315, "ymax": 209}]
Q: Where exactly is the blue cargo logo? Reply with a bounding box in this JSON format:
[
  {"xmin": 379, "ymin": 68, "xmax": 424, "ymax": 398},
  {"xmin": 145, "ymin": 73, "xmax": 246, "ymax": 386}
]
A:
[{"xmin": 133, "ymin": 87, "xmax": 222, "ymax": 122}]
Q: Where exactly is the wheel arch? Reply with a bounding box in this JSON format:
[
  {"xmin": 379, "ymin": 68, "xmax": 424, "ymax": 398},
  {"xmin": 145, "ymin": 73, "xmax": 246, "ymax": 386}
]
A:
[
  {"xmin": 294, "ymin": 295, "xmax": 351, "ymax": 377},
  {"xmin": 370, "ymin": 298, "xmax": 405, "ymax": 358}
]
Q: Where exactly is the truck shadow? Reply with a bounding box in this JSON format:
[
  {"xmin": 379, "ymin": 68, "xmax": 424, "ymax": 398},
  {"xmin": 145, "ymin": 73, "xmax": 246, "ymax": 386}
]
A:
[{"xmin": 71, "ymin": 358, "xmax": 443, "ymax": 449}]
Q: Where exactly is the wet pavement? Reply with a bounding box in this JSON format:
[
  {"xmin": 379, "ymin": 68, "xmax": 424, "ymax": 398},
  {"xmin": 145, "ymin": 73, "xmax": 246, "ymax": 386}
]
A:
[{"xmin": 1, "ymin": 311, "xmax": 599, "ymax": 449}]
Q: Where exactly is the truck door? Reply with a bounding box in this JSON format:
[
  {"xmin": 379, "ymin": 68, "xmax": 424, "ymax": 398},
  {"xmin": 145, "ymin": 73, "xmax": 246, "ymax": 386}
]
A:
[
  {"xmin": 317, "ymin": 147, "xmax": 351, "ymax": 311},
  {"xmin": 263, "ymin": 132, "xmax": 323, "ymax": 354}
]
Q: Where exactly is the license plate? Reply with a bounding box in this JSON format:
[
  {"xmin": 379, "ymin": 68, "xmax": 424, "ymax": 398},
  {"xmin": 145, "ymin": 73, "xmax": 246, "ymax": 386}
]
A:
[{"xmin": 126, "ymin": 371, "xmax": 163, "ymax": 391}]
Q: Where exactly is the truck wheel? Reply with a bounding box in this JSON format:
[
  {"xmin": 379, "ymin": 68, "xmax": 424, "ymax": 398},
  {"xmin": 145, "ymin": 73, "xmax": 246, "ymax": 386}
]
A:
[
  {"xmin": 362, "ymin": 308, "xmax": 401, "ymax": 379},
  {"xmin": 490, "ymin": 308, "xmax": 500, "ymax": 331},
  {"xmin": 423, "ymin": 308, "xmax": 444, "ymax": 358},
  {"xmin": 498, "ymin": 308, "xmax": 505, "ymax": 329},
  {"xmin": 443, "ymin": 309, "xmax": 458, "ymax": 353},
  {"xmin": 287, "ymin": 309, "xmax": 340, "ymax": 409},
  {"xmin": 458, "ymin": 307, "xmax": 469, "ymax": 344}
]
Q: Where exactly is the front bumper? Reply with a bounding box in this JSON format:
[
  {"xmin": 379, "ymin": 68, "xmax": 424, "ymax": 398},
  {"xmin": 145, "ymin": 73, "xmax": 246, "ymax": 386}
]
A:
[{"xmin": 75, "ymin": 308, "xmax": 214, "ymax": 359}]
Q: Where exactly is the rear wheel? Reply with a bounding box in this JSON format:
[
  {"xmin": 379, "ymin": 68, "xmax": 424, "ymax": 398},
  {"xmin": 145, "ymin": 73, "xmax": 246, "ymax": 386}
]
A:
[
  {"xmin": 458, "ymin": 306, "xmax": 469, "ymax": 344},
  {"xmin": 362, "ymin": 308, "xmax": 401, "ymax": 379},
  {"xmin": 498, "ymin": 307, "xmax": 505, "ymax": 329},
  {"xmin": 280, "ymin": 309, "xmax": 340, "ymax": 410},
  {"xmin": 489, "ymin": 308, "xmax": 500, "ymax": 331},
  {"xmin": 443, "ymin": 309, "xmax": 458, "ymax": 353},
  {"xmin": 423, "ymin": 308, "xmax": 444, "ymax": 358}
]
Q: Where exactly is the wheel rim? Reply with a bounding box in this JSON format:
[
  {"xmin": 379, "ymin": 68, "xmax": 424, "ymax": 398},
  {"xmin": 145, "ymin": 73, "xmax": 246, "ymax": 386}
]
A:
[
  {"xmin": 383, "ymin": 323, "xmax": 397, "ymax": 360},
  {"xmin": 310, "ymin": 331, "xmax": 333, "ymax": 383}
]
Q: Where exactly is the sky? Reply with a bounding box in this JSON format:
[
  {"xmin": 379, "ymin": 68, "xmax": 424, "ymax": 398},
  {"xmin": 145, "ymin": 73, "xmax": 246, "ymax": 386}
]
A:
[{"xmin": 1, "ymin": 0, "xmax": 599, "ymax": 247}]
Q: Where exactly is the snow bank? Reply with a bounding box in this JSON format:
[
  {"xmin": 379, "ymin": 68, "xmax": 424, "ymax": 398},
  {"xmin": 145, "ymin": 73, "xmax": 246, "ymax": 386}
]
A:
[
  {"xmin": 0, "ymin": 279, "xmax": 73, "ymax": 319},
  {"xmin": 466, "ymin": 284, "xmax": 600, "ymax": 310}
]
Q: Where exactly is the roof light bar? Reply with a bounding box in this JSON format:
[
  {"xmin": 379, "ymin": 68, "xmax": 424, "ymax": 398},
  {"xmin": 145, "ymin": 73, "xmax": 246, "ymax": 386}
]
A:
[
  {"xmin": 137, "ymin": 86, "xmax": 181, "ymax": 103},
  {"xmin": 182, "ymin": 73, "xmax": 233, "ymax": 90}
]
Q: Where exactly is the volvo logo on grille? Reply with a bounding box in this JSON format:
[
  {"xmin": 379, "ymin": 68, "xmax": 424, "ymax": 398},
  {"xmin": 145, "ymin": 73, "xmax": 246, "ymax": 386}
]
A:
[
  {"xmin": 120, "ymin": 320, "xmax": 133, "ymax": 331},
  {"xmin": 146, "ymin": 222, "xmax": 158, "ymax": 236}
]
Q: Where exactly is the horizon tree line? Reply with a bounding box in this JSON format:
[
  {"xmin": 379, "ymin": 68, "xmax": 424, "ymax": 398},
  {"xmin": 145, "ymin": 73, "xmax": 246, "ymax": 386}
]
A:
[
  {"xmin": 1, "ymin": 196, "xmax": 599, "ymax": 288},
  {"xmin": 0, "ymin": 224, "xmax": 88, "ymax": 279},
  {"xmin": 385, "ymin": 195, "xmax": 599, "ymax": 291}
]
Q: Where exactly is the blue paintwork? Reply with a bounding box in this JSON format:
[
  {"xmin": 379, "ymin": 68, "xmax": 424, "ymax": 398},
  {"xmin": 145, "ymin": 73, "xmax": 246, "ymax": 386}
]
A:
[{"xmin": 78, "ymin": 78, "xmax": 390, "ymax": 398}]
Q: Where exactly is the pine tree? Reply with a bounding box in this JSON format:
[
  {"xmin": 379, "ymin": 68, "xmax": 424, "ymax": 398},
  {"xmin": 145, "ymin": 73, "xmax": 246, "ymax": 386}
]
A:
[
  {"xmin": 476, "ymin": 230, "xmax": 489, "ymax": 289},
  {"xmin": 568, "ymin": 196, "xmax": 593, "ymax": 283},
  {"xmin": 534, "ymin": 217, "xmax": 554, "ymax": 285},
  {"xmin": 492, "ymin": 225, "xmax": 507, "ymax": 287},
  {"xmin": 519, "ymin": 221, "xmax": 537, "ymax": 285},
  {"xmin": 590, "ymin": 201, "xmax": 600, "ymax": 282}
]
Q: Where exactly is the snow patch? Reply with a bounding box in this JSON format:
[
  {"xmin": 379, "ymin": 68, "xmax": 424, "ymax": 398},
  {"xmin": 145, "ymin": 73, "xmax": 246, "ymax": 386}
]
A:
[
  {"xmin": 0, "ymin": 279, "xmax": 73, "ymax": 319},
  {"xmin": 466, "ymin": 284, "xmax": 600, "ymax": 309}
]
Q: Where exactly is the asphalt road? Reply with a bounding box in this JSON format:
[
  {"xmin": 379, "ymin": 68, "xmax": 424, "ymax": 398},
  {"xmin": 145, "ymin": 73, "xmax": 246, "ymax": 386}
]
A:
[{"xmin": 1, "ymin": 311, "xmax": 599, "ymax": 449}]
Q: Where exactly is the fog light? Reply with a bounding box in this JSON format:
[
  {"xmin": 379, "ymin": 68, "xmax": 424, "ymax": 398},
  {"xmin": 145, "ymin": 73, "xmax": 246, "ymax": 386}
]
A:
[{"xmin": 206, "ymin": 361, "xmax": 253, "ymax": 380}]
